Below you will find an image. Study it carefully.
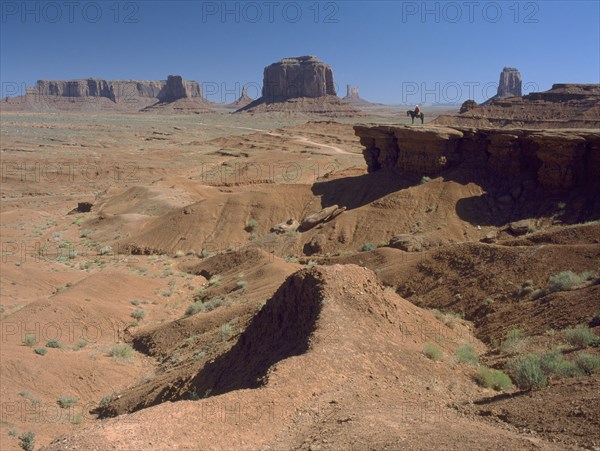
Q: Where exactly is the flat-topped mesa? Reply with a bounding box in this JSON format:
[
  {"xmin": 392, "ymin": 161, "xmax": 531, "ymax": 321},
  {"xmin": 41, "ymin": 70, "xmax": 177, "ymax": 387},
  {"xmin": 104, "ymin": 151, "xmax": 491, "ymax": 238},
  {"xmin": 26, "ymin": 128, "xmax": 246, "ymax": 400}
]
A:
[
  {"xmin": 262, "ymin": 55, "xmax": 336, "ymax": 102},
  {"xmin": 497, "ymin": 67, "xmax": 522, "ymax": 98},
  {"xmin": 235, "ymin": 56, "xmax": 358, "ymax": 115},
  {"xmin": 354, "ymin": 124, "xmax": 600, "ymax": 191},
  {"xmin": 32, "ymin": 76, "xmax": 203, "ymax": 103}
]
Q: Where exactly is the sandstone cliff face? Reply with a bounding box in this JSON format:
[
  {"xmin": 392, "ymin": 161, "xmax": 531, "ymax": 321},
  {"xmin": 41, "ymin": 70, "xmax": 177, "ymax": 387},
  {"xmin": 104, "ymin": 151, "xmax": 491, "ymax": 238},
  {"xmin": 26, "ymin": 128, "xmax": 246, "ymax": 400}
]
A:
[
  {"xmin": 262, "ymin": 56, "xmax": 336, "ymax": 102},
  {"xmin": 236, "ymin": 56, "xmax": 357, "ymax": 115},
  {"xmin": 497, "ymin": 67, "xmax": 522, "ymax": 98},
  {"xmin": 33, "ymin": 77, "xmax": 203, "ymax": 103},
  {"xmin": 354, "ymin": 124, "xmax": 600, "ymax": 191}
]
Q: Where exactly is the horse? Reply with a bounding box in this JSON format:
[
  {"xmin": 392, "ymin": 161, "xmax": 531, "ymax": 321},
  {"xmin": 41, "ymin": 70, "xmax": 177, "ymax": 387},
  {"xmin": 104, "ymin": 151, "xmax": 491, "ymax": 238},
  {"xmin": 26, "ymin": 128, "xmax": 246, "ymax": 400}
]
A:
[{"xmin": 407, "ymin": 110, "xmax": 424, "ymax": 124}]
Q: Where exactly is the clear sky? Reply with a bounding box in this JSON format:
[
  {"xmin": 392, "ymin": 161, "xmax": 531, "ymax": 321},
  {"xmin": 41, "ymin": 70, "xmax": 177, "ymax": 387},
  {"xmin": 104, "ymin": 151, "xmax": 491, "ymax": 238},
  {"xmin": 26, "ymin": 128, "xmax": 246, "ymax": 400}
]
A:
[{"xmin": 1, "ymin": 0, "xmax": 599, "ymax": 104}]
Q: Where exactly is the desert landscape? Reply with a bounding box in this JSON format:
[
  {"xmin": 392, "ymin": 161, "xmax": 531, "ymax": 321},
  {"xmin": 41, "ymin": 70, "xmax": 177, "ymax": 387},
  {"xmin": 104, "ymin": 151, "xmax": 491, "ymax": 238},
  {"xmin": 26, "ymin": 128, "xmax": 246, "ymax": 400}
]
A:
[{"xmin": 1, "ymin": 2, "xmax": 599, "ymax": 451}]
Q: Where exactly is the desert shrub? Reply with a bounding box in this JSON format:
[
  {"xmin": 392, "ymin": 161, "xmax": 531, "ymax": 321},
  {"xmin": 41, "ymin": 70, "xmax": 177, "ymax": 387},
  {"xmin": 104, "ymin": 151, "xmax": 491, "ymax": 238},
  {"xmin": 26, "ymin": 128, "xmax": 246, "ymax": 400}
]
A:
[
  {"xmin": 359, "ymin": 243, "xmax": 377, "ymax": 252},
  {"xmin": 99, "ymin": 246, "xmax": 112, "ymax": 255},
  {"xmin": 424, "ymin": 342, "xmax": 443, "ymax": 361},
  {"xmin": 220, "ymin": 322, "xmax": 235, "ymax": 340},
  {"xmin": 185, "ymin": 297, "xmax": 223, "ymax": 316},
  {"xmin": 99, "ymin": 395, "xmax": 112, "ymax": 408},
  {"xmin": 131, "ymin": 309, "xmax": 146, "ymax": 320},
  {"xmin": 77, "ymin": 338, "xmax": 88, "ymax": 348},
  {"xmin": 46, "ymin": 339, "xmax": 61, "ymax": 348},
  {"xmin": 538, "ymin": 350, "xmax": 566, "ymax": 374},
  {"xmin": 23, "ymin": 334, "xmax": 36, "ymax": 347},
  {"xmin": 208, "ymin": 275, "xmax": 221, "ymax": 286},
  {"xmin": 130, "ymin": 299, "xmax": 139, "ymax": 305},
  {"xmin": 476, "ymin": 367, "xmax": 512, "ymax": 391},
  {"xmin": 108, "ymin": 344, "xmax": 134, "ymax": 362},
  {"xmin": 18, "ymin": 431, "xmax": 35, "ymax": 451},
  {"xmin": 548, "ymin": 271, "xmax": 584, "ymax": 292},
  {"xmin": 420, "ymin": 176, "xmax": 432, "ymax": 184},
  {"xmin": 175, "ymin": 250, "xmax": 185, "ymax": 258},
  {"xmin": 34, "ymin": 347, "xmax": 47, "ymax": 356},
  {"xmin": 236, "ymin": 280, "xmax": 248, "ymax": 289},
  {"xmin": 509, "ymin": 354, "xmax": 547, "ymax": 390},
  {"xmin": 564, "ymin": 324, "xmax": 598, "ymax": 348},
  {"xmin": 201, "ymin": 249, "xmax": 211, "ymax": 258},
  {"xmin": 57, "ymin": 396, "xmax": 77, "ymax": 408},
  {"xmin": 573, "ymin": 353, "xmax": 600, "ymax": 375},
  {"xmin": 455, "ymin": 344, "xmax": 479, "ymax": 365},
  {"xmin": 500, "ymin": 328, "xmax": 527, "ymax": 354}
]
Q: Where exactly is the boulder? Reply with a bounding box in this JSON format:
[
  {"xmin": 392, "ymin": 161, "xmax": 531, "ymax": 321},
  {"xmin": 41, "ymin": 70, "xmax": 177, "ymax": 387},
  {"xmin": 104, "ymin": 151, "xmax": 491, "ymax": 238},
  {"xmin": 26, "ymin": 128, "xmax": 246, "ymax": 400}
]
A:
[
  {"xmin": 509, "ymin": 219, "xmax": 532, "ymax": 235},
  {"xmin": 271, "ymin": 218, "xmax": 299, "ymax": 234},
  {"xmin": 300, "ymin": 205, "xmax": 344, "ymax": 230},
  {"xmin": 388, "ymin": 234, "xmax": 422, "ymax": 252},
  {"xmin": 480, "ymin": 231, "xmax": 498, "ymax": 244}
]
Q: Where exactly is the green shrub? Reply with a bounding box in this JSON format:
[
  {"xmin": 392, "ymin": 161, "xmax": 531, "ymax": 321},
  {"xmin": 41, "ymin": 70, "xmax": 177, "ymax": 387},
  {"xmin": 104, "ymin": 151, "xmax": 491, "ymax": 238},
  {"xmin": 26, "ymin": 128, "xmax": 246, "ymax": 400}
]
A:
[
  {"xmin": 455, "ymin": 344, "xmax": 479, "ymax": 365},
  {"xmin": 564, "ymin": 324, "xmax": 597, "ymax": 348},
  {"xmin": 23, "ymin": 334, "xmax": 36, "ymax": 347},
  {"xmin": 424, "ymin": 342, "xmax": 443, "ymax": 361},
  {"xmin": 208, "ymin": 275, "xmax": 221, "ymax": 286},
  {"xmin": 573, "ymin": 353, "xmax": 600, "ymax": 375},
  {"xmin": 236, "ymin": 280, "xmax": 248, "ymax": 289},
  {"xmin": 220, "ymin": 322, "xmax": 234, "ymax": 341},
  {"xmin": 57, "ymin": 396, "xmax": 77, "ymax": 408},
  {"xmin": 108, "ymin": 344, "xmax": 134, "ymax": 362},
  {"xmin": 476, "ymin": 366, "xmax": 512, "ymax": 391},
  {"xmin": 538, "ymin": 350, "xmax": 566, "ymax": 374},
  {"xmin": 130, "ymin": 299, "xmax": 139, "ymax": 305},
  {"xmin": 131, "ymin": 309, "xmax": 146, "ymax": 320},
  {"xmin": 548, "ymin": 271, "xmax": 584, "ymax": 292},
  {"xmin": 185, "ymin": 297, "xmax": 223, "ymax": 316},
  {"xmin": 530, "ymin": 289, "xmax": 546, "ymax": 300},
  {"xmin": 18, "ymin": 431, "xmax": 35, "ymax": 451},
  {"xmin": 34, "ymin": 347, "xmax": 47, "ymax": 356},
  {"xmin": 46, "ymin": 339, "xmax": 61, "ymax": 348},
  {"xmin": 510, "ymin": 354, "xmax": 547, "ymax": 390},
  {"xmin": 420, "ymin": 176, "xmax": 432, "ymax": 184},
  {"xmin": 246, "ymin": 219, "xmax": 258, "ymax": 231},
  {"xmin": 500, "ymin": 328, "xmax": 527, "ymax": 354},
  {"xmin": 360, "ymin": 243, "xmax": 377, "ymax": 252}
]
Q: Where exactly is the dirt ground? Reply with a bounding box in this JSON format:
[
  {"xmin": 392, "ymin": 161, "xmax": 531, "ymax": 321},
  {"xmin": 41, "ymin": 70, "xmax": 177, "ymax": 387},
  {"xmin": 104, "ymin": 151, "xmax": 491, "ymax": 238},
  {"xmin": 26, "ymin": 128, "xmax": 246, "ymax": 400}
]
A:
[{"xmin": 1, "ymin": 107, "xmax": 599, "ymax": 450}]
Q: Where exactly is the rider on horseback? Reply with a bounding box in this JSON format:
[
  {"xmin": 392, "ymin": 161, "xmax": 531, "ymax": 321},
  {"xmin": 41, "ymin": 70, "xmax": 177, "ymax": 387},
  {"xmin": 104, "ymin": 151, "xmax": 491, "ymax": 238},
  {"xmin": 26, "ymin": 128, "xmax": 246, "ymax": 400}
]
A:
[{"xmin": 414, "ymin": 104, "xmax": 420, "ymax": 114}]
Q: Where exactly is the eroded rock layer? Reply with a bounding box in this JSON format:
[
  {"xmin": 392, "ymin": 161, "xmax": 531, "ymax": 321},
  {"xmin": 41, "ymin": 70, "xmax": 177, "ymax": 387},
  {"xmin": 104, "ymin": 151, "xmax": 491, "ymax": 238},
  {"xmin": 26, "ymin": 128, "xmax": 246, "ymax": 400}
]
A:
[{"xmin": 354, "ymin": 124, "xmax": 600, "ymax": 191}]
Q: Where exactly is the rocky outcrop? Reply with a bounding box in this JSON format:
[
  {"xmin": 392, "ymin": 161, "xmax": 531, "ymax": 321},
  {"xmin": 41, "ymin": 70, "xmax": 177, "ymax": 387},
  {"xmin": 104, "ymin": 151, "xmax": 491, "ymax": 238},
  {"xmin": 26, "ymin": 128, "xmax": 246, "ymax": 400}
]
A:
[
  {"xmin": 31, "ymin": 77, "xmax": 203, "ymax": 103},
  {"xmin": 228, "ymin": 86, "xmax": 254, "ymax": 108},
  {"xmin": 459, "ymin": 100, "xmax": 478, "ymax": 113},
  {"xmin": 434, "ymin": 84, "xmax": 600, "ymax": 129},
  {"xmin": 271, "ymin": 218, "xmax": 299, "ymax": 234},
  {"xmin": 300, "ymin": 205, "xmax": 345, "ymax": 230},
  {"xmin": 354, "ymin": 124, "xmax": 600, "ymax": 191},
  {"xmin": 235, "ymin": 56, "xmax": 358, "ymax": 115},
  {"xmin": 497, "ymin": 67, "xmax": 522, "ymax": 98},
  {"xmin": 159, "ymin": 75, "xmax": 202, "ymax": 102},
  {"xmin": 262, "ymin": 56, "xmax": 336, "ymax": 102}
]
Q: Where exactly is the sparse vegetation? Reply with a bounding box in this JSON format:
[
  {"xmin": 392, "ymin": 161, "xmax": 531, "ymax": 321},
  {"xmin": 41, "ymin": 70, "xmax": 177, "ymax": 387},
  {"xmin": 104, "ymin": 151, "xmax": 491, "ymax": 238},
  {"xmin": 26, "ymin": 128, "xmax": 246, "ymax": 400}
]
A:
[
  {"xmin": 359, "ymin": 242, "xmax": 377, "ymax": 252},
  {"xmin": 185, "ymin": 297, "xmax": 223, "ymax": 316},
  {"xmin": 220, "ymin": 322, "xmax": 235, "ymax": 340},
  {"xmin": 548, "ymin": 270, "xmax": 598, "ymax": 293},
  {"xmin": 18, "ymin": 431, "xmax": 35, "ymax": 451},
  {"xmin": 500, "ymin": 328, "xmax": 527, "ymax": 354},
  {"xmin": 455, "ymin": 344, "xmax": 479, "ymax": 365},
  {"xmin": 34, "ymin": 347, "xmax": 47, "ymax": 356},
  {"xmin": 22, "ymin": 335, "xmax": 36, "ymax": 347},
  {"xmin": 476, "ymin": 367, "xmax": 512, "ymax": 391},
  {"xmin": 108, "ymin": 344, "xmax": 134, "ymax": 362},
  {"xmin": 57, "ymin": 396, "xmax": 77, "ymax": 408},
  {"xmin": 236, "ymin": 280, "xmax": 248, "ymax": 289},
  {"xmin": 420, "ymin": 176, "xmax": 432, "ymax": 184},
  {"xmin": 509, "ymin": 354, "xmax": 547, "ymax": 390},
  {"xmin": 564, "ymin": 324, "xmax": 598, "ymax": 348},
  {"xmin": 175, "ymin": 250, "xmax": 185, "ymax": 258},
  {"xmin": 424, "ymin": 342, "xmax": 443, "ymax": 361},
  {"xmin": 46, "ymin": 339, "xmax": 61, "ymax": 348},
  {"xmin": 573, "ymin": 353, "xmax": 600, "ymax": 375},
  {"xmin": 131, "ymin": 309, "xmax": 146, "ymax": 320},
  {"xmin": 208, "ymin": 275, "xmax": 221, "ymax": 286}
]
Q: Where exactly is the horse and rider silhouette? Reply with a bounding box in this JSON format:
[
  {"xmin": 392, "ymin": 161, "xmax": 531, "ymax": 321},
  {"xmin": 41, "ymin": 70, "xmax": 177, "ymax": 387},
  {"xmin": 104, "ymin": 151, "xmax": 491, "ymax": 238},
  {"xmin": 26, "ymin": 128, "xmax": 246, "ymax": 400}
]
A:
[{"xmin": 407, "ymin": 105, "xmax": 424, "ymax": 124}]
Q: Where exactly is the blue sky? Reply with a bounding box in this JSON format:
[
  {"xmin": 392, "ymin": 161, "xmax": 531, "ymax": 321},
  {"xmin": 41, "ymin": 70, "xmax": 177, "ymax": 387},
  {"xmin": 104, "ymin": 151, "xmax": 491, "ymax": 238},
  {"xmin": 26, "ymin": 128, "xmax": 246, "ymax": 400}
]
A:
[{"xmin": 1, "ymin": 1, "xmax": 599, "ymax": 103}]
